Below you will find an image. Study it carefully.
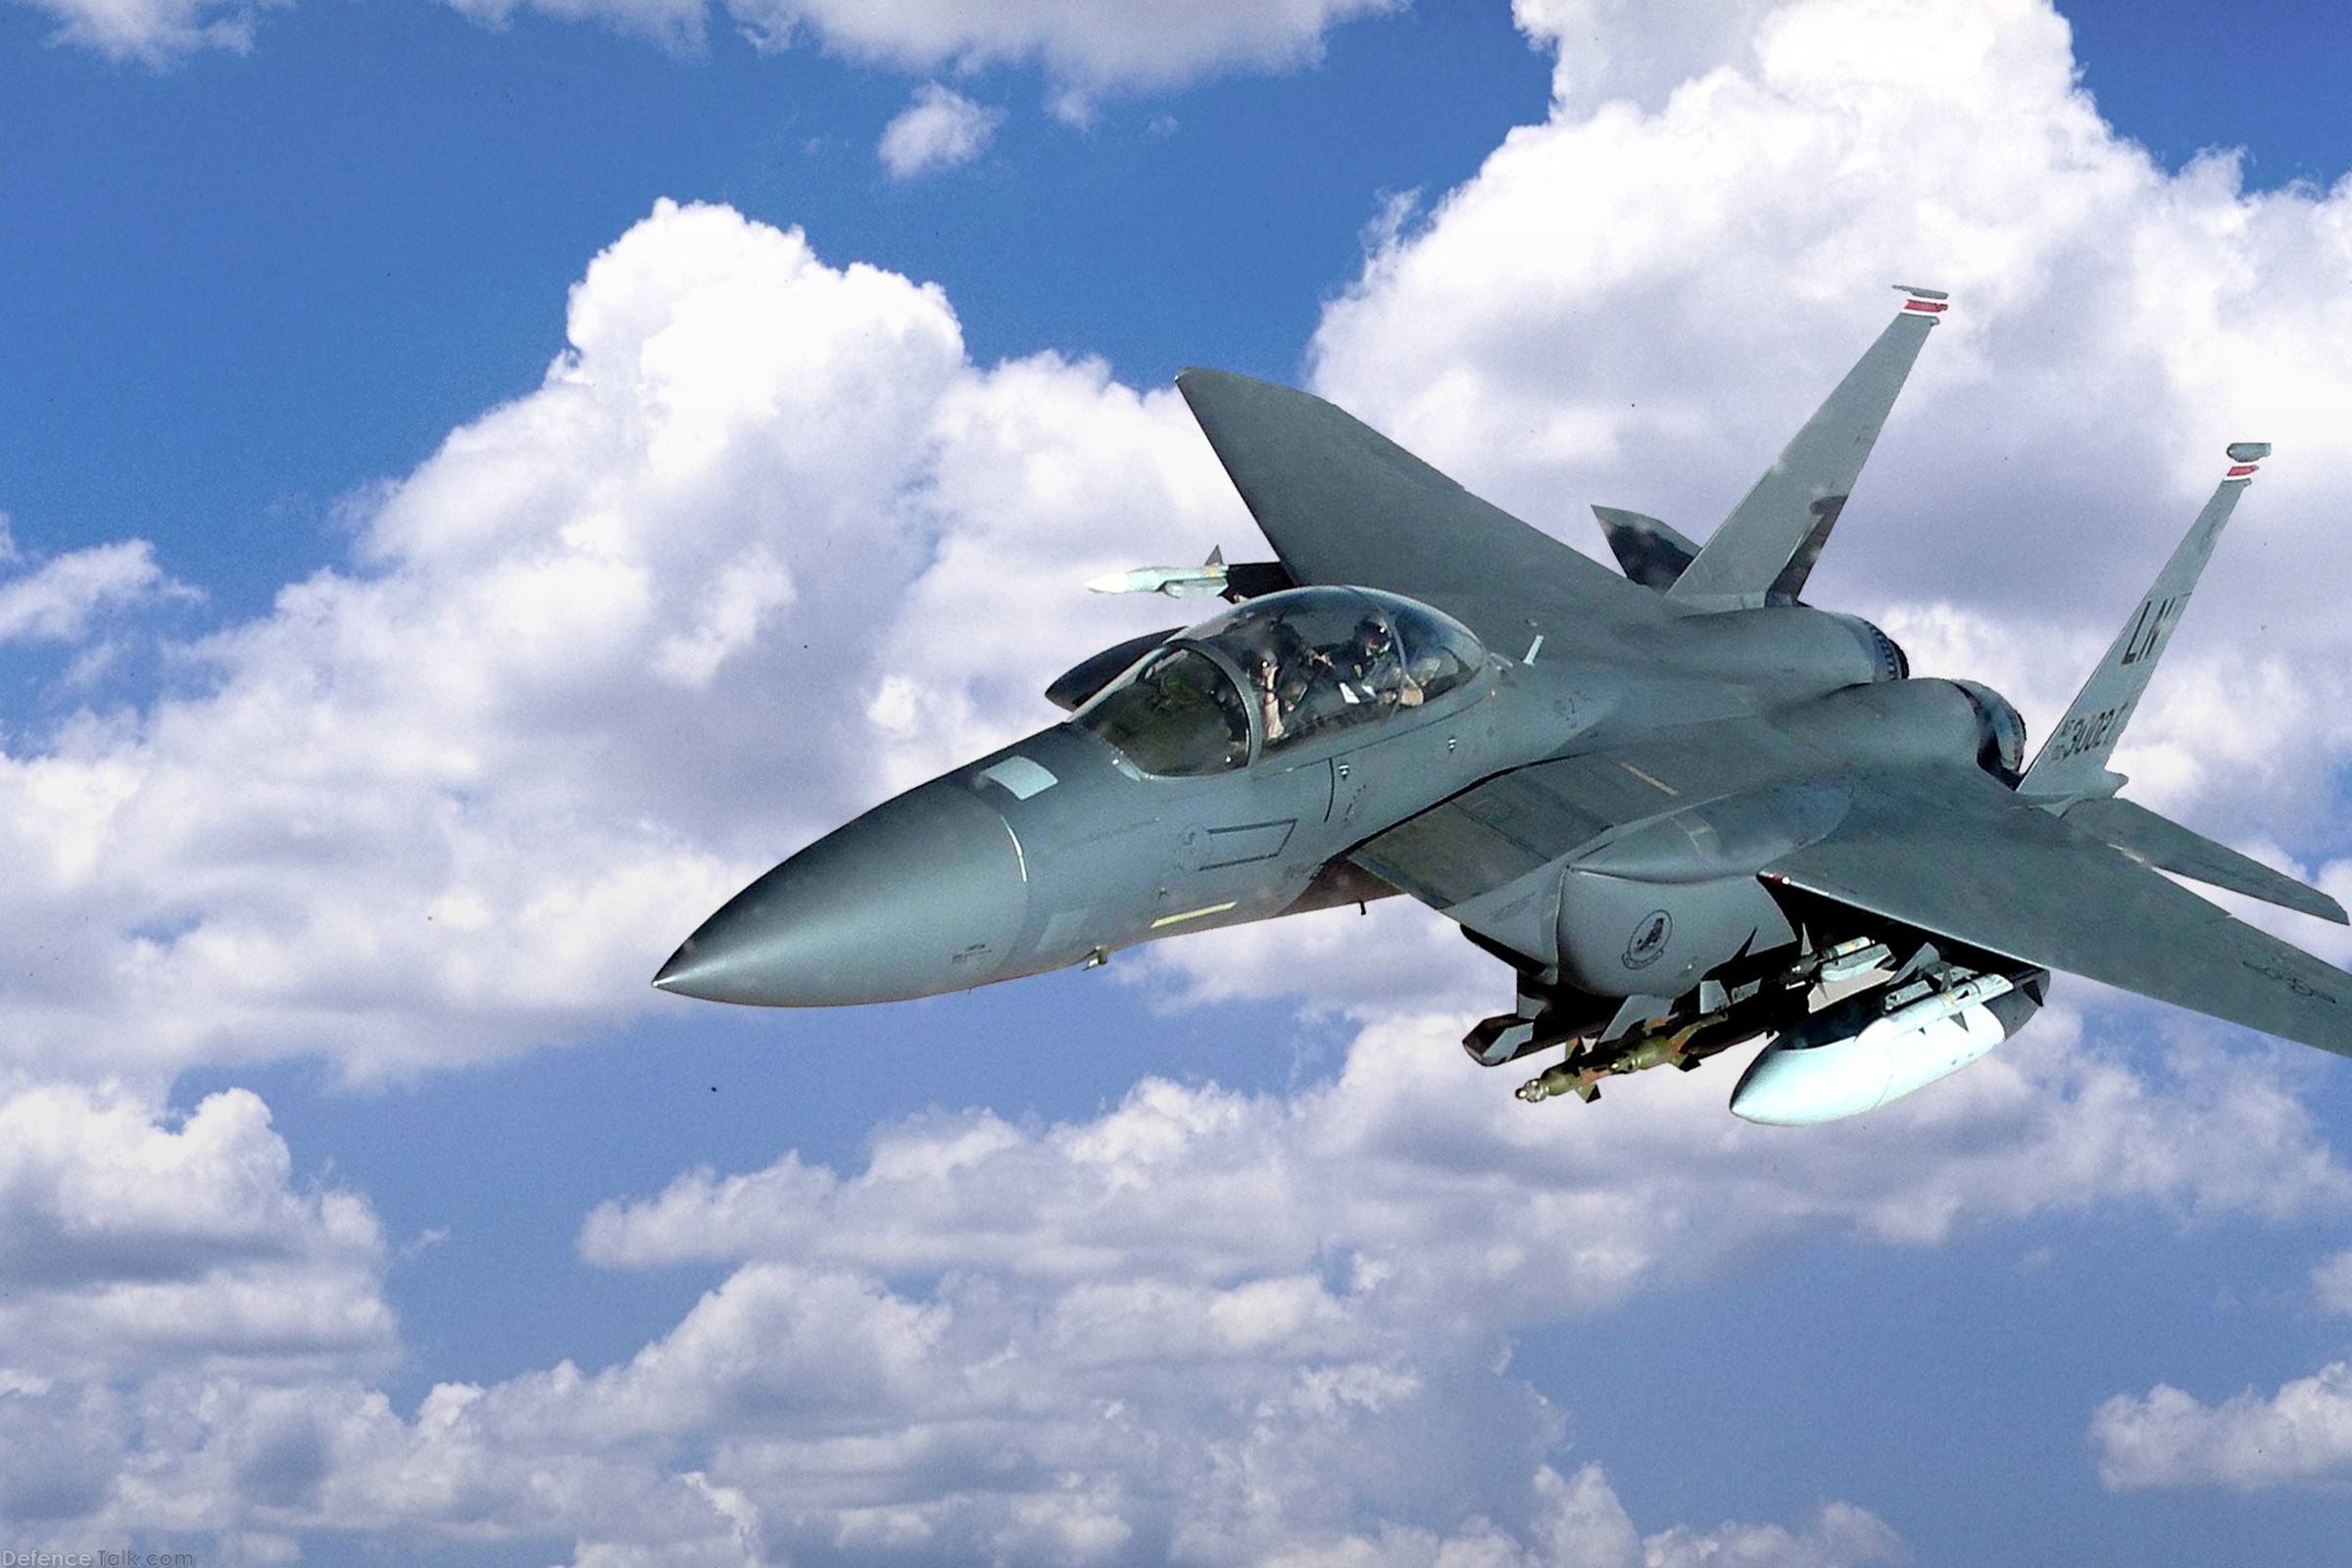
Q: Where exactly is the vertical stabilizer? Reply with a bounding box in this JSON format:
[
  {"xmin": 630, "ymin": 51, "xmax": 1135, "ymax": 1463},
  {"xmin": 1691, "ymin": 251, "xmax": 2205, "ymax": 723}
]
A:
[
  {"xmin": 2018, "ymin": 443, "xmax": 2270, "ymax": 801},
  {"xmin": 1667, "ymin": 287, "xmax": 1946, "ymax": 611}
]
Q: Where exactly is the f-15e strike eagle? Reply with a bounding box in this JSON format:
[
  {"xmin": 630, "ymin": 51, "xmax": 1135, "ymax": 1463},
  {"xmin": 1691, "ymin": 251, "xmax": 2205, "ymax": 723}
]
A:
[{"xmin": 657, "ymin": 287, "xmax": 2352, "ymax": 1125}]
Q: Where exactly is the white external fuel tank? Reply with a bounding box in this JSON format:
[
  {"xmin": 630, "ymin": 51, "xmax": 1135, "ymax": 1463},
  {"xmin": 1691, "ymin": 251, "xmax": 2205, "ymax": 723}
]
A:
[{"xmin": 1729, "ymin": 969, "xmax": 2045, "ymax": 1125}]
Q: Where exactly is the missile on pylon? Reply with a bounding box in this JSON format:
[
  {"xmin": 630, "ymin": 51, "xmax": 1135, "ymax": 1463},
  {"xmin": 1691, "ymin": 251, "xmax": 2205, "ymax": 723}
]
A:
[{"xmin": 1086, "ymin": 546, "xmax": 1233, "ymax": 599}]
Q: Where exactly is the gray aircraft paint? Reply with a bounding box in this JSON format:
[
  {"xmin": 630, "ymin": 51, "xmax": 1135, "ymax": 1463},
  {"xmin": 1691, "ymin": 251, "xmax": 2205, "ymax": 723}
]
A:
[
  {"xmin": 1666, "ymin": 289, "xmax": 1946, "ymax": 611},
  {"xmin": 657, "ymin": 294, "xmax": 2352, "ymax": 1121},
  {"xmin": 2017, "ymin": 442, "xmax": 2267, "ymax": 801}
]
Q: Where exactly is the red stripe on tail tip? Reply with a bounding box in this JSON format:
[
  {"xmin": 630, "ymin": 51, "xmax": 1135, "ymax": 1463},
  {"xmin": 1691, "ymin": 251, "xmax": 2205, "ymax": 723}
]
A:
[
  {"xmin": 1902, "ymin": 299, "xmax": 1948, "ymax": 314},
  {"xmin": 2227, "ymin": 464, "xmax": 2260, "ymax": 478}
]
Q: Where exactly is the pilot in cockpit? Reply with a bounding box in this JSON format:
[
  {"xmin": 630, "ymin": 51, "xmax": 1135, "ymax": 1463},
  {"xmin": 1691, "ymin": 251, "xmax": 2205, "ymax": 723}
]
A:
[
  {"xmin": 1240, "ymin": 619, "xmax": 1309, "ymax": 745},
  {"xmin": 1284, "ymin": 632, "xmax": 1358, "ymax": 740},
  {"xmin": 1339, "ymin": 615, "xmax": 1424, "ymax": 710}
]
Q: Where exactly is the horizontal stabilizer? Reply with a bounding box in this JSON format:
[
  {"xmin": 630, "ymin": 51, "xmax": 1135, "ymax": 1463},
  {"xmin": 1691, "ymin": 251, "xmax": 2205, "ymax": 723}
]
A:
[
  {"xmin": 2018, "ymin": 444, "xmax": 2268, "ymax": 800},
  {"xmin": 1763, "ymin": 765, "xmax": 2352, "ymax": 1058},
  {"xmin": 2061, "ymin": 795, "xmax": 2346, "ymax": 924},
  {"xmin": 1592, "ymin": 506, "xmax": 1699, "ymax": 590},
  {"xmin": 1667, "ymin": 288, "xmax": 1945, "ymax": 612}
]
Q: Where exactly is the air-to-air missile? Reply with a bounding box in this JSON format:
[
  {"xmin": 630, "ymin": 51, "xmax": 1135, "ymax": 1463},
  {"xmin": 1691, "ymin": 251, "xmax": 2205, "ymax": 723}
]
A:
[{"xmin": 658, "ymin": 290, "xmax": 2352, "ymax": 1125}]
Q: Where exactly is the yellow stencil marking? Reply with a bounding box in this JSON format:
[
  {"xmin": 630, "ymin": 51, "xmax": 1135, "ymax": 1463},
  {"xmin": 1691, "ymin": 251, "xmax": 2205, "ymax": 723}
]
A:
[
  {"xmin": 1620, "ymin": 761, "xmax": 1681, "ymax": 797},
  {"xmin": 1152, "ymin": 901, "xmax": 1239, "ymax": 929}
]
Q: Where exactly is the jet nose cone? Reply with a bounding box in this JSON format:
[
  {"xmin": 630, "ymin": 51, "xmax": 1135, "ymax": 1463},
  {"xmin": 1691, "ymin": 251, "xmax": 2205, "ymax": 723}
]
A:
[{"xmin": 656, "ymin": 782, "xmax": 1029, "ymax": 1006}]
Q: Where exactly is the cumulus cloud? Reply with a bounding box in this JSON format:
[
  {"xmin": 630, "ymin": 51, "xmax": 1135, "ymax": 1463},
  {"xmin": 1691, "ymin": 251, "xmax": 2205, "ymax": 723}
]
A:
[
  {"xmin": 1514, "ymin": 0, "xmax": 1785, "ymax": 113},
  {"xmin": 878, "ymin": 83, "xmax": 1005, "ymax": 178},
  {"xmin": 20, "ymin": 0, "xmax": 2352, "ymax": 1553},
  {"xmin": 1314, "ymin": 0, "xmax": 2352, "ymax": 843},
  {"xmin": 4, "ymin": 994, "xmax": 2336, "ymax": 1551},
  {"xmin": 2092, "ymin": 1361, "xmax": 2352, "ymax": 1491},
  {"xmin": 0, "ymin": 535, "xmax": 188, "ymax": 645},
  {"xmin": 730, "ymin": 0, "xmax": 1399, "ymax": 106},
  {"xmin": 543, "ymin": 1008, "xmax": 2339, "ymax": 1556},
  {"xmin": 427, "ymin": 0, "xmax": 1396, "ymax": 98},
  {"xmin": 32, "ymin": 0, "xmax": 1396, "ymax": 95},
  {"xmin": 0, "ymin": 1070, "xmax": 1956, "ymax": 1556},
  {"xmin": 33, "ymin": 1002, "xmax": 2321, "ymax": 1556},
  {"xmin": 0, "ymin": 1080, "xmax": 393, "ymax": 1529},
  {"xmin": 582, "ymin": 1011, "xmax": 2349, "ymax": 1305},
  {"xmin": 0, "ymin": 199, "xmax": 1235, "ymax": 1083},
  {"xmin": 0, "ymin": 1082, "xmax": 393, "ymax": 1390},
  {"xmin": 22, "ymin": 0, "xmax": 2352, "ymax": 1086},
  {"xmin": 9, "ymin": 0, "xmax": 278, "ymax": 63}
]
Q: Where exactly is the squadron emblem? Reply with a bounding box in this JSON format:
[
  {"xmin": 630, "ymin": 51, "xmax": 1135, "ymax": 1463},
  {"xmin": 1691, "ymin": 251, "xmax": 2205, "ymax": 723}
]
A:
[{"xmin": 1623, "ymin": 909, "xmax": 1673, "ymax": 969}]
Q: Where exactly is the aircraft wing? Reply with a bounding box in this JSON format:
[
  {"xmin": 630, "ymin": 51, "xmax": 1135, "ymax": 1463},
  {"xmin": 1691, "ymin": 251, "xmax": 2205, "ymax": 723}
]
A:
[
  {"xmin": 1177, "ymin": 368, "xmax": 1664, "ymax": 647},
  {"xmin": 1763, "ymin": 765, "xmax": 2352, "ymax": 1057}
]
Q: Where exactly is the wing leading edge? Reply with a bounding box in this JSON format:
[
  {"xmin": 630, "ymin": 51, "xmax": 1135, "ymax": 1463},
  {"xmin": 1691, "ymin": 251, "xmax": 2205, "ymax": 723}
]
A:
[{"xmin": 1763, "ymin": 765, "xmax": 2352, "ymax": 1058}]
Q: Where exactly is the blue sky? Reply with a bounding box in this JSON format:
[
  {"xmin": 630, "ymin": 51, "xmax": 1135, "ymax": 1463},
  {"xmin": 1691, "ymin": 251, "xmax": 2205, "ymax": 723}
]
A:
[{"xmin": 7, "ymin": 1, "xmax": 2352, "ymax": 1564}]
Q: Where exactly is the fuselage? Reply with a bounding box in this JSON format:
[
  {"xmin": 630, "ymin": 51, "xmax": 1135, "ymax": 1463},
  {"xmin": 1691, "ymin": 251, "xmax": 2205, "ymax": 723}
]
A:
[{"xmin": 654, "ymin": 584, "xmax": 2021, "ymax": 1017}]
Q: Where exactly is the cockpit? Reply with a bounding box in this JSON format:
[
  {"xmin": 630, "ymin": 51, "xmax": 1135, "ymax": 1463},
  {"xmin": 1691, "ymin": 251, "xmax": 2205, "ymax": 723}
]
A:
[{"xmin": 1073, "ymin": 587, "xmax": 1489, "ymax": 777}]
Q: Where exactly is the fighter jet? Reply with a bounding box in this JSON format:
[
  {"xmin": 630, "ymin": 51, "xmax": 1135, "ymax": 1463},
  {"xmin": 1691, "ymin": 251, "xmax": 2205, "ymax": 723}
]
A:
[{"xmin": 656, "ymin": 287, "xmax": 2352, "ymax": 1125}]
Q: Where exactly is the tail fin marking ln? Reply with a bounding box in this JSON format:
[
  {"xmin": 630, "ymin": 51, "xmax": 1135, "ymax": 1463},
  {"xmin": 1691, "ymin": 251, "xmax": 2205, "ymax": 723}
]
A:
[{"xmin": 2017, "ymin": 443, "xmax": 2270, "ymax": 801}]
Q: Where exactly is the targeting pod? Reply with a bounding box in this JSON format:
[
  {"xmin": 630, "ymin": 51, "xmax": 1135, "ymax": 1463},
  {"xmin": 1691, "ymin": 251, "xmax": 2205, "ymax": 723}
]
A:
[{"xmin": 1729, "ymin": 966, "xmax": 2048, "ymax": 1125}]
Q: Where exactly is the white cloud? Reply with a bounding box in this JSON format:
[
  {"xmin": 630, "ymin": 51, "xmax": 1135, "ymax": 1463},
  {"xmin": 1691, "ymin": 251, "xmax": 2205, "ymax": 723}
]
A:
[
  {"xmin": 23, "ymin": 0, "xmax": 2352, "ymax": 1087},
  {"xmin": 27, "ymin": 0, "xmax": 1396, "ymax": 96},
  {"xmin": 1644, "ymin": 1502, "xmax": 1904, "ymax": 1568},
  {"xmin": 33, "ymin": 1260, "xmax": 1895, "ymax": 1563},
  {"xmin": 0, "ymin": 1064, "xmax": 1951, "ymax": 1554},
  {"xmin": 10, "ymin": 0, "xmax": 278, "ymax": 63},
  {"xmin": 19, "ymin": 0, "xmax": 2352, "ymax": 1553},
  {"xmin": 1513, "ymin": 0, "xmax": 1784, "ymax": 113},
  {"xmin": 29, "ymin": 1000, "xmax": 2323, "ymax": 1555},
  {"xmin": 2092, "ymin": 1360, "xmax": 2352, "ymax": 1491},
  {"xmin": 436, "ymin": 0, "xmax": 705, "ymax": 50},
  {"xmin": 581, "ymin": 1011, "xmax": 2349, "ymax": 1313},
  {"xmin": 0, "ymin": 1079, "xmax": 393, "ymax": 1530},
  {"xmin": 0, "ymin": 539, "xmax": 188, "ymax": 645},
  {"xmin": 4, "ymin": 998, "xmax": 2335, "ymax": 1552},
  {"xmin": 878, "ymin": 83, "xmax": 1005, "ymax": 178},
  {"xmin": 425, "ymin": 0, "xmax": 1397, "ymax": 96},
  {"xmin": 1313, "ymin": 0, "xmax": 2352, "ymax": 842},
  {"xmin": 0, "ymin": 1081, "xmax": 392, "ymax": 1383},
  {"xmin": 0, "ymin": 198, "xmax": 1235, "ymax": 1083},
  {"xmin": 728, "ymin": 0, "xmax": 1401, "ymax": 109}
]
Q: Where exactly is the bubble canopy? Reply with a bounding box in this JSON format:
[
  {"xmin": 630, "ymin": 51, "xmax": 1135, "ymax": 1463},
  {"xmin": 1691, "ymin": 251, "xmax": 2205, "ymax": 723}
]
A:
[{"xmin": 1074, "ymin": 587, "xmax": 1489, "ymax": 777}]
